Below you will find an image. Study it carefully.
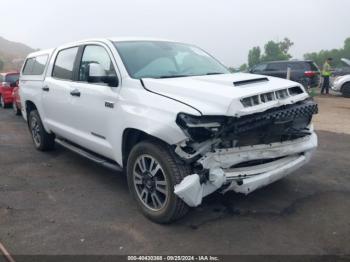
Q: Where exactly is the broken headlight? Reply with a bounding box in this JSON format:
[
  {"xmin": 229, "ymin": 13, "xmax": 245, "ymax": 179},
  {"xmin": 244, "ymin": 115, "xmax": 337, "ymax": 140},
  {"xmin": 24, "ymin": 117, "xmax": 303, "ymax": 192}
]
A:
[{"xmin": 176, "ymin": 113, "xmax": 226, "ymax": 142}]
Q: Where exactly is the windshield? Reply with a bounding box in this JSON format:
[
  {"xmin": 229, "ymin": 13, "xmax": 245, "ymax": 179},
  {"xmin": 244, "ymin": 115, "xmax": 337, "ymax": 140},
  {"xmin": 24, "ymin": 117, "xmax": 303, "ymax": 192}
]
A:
[
  {"xmin": 113, "ymin": 41, "xmax": 229, "ymax": 79},
  {"xmin": 5, "ymin": 74, "xmax": 19, "ymax": 84}
]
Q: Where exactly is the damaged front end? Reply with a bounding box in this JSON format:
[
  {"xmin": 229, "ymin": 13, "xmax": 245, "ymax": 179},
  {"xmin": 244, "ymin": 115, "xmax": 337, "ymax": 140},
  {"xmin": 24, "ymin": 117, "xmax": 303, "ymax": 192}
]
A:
[{"xmin": 174, "ymin": 98, "xmax": 318, "ymax": 207}]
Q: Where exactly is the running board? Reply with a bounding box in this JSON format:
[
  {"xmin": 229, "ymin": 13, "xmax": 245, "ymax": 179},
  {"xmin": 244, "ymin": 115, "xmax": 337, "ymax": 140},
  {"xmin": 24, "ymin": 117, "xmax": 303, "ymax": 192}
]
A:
[{"xmin": 55, "ymin": 138, "xmax": 123, "ymax": 172}]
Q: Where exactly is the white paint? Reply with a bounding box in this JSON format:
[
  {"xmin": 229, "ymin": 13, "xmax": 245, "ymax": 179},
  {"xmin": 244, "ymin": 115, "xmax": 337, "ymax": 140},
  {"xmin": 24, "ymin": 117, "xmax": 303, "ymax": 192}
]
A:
[{"xmin": 20, "ymin": 38, "xmax": 318, "ymax": 209}]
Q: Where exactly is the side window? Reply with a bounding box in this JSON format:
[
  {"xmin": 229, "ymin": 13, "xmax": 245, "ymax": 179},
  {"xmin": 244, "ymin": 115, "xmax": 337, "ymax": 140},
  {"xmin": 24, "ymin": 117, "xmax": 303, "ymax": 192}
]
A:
[
  {"xmin": 22, "ymin": 55, "xmax": 49, "ymax": 75},
  {"xmin": 52, "ymin": 47, "xmax": 79, "ymax": 80},
  {"xmin": 32, "ymin": 55, "xmax": 49, "ymax": 75},
  {"xmin": 78, "ymin": 45, "xmax": 116, "ymax": 83},
  {"xmin": 22, "ymin": 58, "xmax": 36, "ymax": 75},
  {"xmin": 288, "ymin": 63, "xmax": 304, "ymax": 70},
  {"xmin": 267, "ymin": 63, "xmax": 287, "ymax": 71},
  {"xmin": 253, "ymin": 63, "xmax": 267, "ymax": 72}
]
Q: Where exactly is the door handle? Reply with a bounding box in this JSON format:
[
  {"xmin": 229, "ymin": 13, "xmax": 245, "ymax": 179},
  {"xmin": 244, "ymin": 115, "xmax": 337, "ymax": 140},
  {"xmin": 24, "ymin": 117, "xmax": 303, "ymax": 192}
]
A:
[
  {"xmin": 70, "ymin": 89, "xmax": 81, "ymax": 97},
  {"xmin": 42, "ymin": 86, "xmax": 50, "ymax": 92}
]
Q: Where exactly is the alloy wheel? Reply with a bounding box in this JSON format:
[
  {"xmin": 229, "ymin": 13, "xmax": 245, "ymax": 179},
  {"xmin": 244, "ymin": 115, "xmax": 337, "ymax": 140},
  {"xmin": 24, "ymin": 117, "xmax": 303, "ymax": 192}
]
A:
[
  {"xmin": 30, "ymin": 117, "xmax": 41, "ymax": 147},
  {"xmin": 133, "ymin": 154, "xmax": 168, "ymax": 211}
]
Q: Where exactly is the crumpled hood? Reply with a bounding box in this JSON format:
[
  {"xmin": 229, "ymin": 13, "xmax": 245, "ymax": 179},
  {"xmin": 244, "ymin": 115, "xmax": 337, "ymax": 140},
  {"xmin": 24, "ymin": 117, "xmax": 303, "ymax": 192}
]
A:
[{"xmin": 142, "ymin": 73, "xmax": 309, "ymax": 116}]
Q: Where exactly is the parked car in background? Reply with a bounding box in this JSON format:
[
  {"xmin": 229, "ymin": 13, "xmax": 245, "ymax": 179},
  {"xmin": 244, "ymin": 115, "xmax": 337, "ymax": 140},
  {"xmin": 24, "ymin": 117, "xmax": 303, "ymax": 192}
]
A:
[
  {"xmin": 20, "ymin": 38, "xmax": 318, "ymax": 223},
  {"xmin": 0, "ymin": 72, "xmax": 20, "ymax": 108},
  {"xmin": 332, "ymin": 58, "xmax": 350, "ymax": 97},
  {"xmin": 249, "ymin": 60, "xmax": 320, "ymax": 88},
  {"xmin": 333, "ymin": 58, "xmax": 350, "ymax": 77},
  {"xmin": 12, "ymin": 81, "xmax": 21, "ymax": 115}
]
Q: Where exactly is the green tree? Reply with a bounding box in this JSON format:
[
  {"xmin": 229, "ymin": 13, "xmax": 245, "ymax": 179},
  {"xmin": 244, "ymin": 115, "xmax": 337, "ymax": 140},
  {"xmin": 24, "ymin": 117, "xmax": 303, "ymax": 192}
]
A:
[
  {"xmin": 239, "ymin": 63, "xmax": 248, "ymax": 72},
  {"xmin": 343, "ymin": 37, "xmax": 350, "ymax": 52},
  {"xmin": 304, "ymin": 37, "xmax": 350, "ymax": 67},
  {"xmin": 248, "ymin": 46, "xmax": 261, "ymax": 67},
  {"xmin": 279, "ymin": 38, "xmax": 294, "ymax": 54},
  {"xmin": 0, "ymin": 59, "xmax": 4, "ymax": 71},
  {"xmin": 243, "ymin": 38, "xmax": 294, "ymax": 69},
  {"xmin": 261, "ymin": 38, "xmax": 293, "ymax": 62}
]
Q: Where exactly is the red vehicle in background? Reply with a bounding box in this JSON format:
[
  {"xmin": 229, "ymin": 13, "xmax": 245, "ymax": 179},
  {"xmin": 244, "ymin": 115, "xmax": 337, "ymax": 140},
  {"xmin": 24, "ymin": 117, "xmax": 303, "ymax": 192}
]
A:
[
  {"xmin": 12, "ymin": 81, "xmax": 21, "ymax": 115},
  {"xmin": 0, "ymin": 72, "xmax": 20, "ymax": 108}
]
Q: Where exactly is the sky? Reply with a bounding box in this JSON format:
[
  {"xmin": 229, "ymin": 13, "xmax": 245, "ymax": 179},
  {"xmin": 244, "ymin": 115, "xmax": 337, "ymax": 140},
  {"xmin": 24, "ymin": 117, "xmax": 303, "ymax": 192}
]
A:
[{"xmin": 1, "ymin": 0, "xmax": 350, "ymax": 67}]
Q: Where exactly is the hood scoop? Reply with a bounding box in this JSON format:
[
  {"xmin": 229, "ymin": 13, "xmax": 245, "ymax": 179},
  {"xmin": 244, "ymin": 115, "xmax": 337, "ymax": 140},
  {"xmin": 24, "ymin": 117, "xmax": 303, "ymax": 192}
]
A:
[{"xmin": 233, "ymin": 77, "xmax": 269, "ymax": 86}]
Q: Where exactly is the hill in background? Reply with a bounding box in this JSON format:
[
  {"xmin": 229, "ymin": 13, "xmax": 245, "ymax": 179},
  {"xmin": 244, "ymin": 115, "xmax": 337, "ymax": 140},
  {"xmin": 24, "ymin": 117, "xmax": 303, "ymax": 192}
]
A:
[{"xmin": 0, "ymin": 36, "xmax": 36, "ymax": 72}]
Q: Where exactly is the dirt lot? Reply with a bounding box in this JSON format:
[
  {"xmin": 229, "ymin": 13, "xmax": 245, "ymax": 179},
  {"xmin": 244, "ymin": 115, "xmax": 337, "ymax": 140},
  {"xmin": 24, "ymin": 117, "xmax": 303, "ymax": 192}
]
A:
[
  {"xmin": 0, "ymin": 92, "xmax": 350, "ymax": 258},
  {"xmin": 314, "ymin": 91, "xmax": 350, "ymax": 135}
]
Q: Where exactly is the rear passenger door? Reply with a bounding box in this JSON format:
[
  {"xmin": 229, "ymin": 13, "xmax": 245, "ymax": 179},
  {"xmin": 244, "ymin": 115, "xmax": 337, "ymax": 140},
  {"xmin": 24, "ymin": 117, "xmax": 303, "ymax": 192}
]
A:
[{"xmin": 42, "ymin": 46, "xmax": 80, "ymax": 136}]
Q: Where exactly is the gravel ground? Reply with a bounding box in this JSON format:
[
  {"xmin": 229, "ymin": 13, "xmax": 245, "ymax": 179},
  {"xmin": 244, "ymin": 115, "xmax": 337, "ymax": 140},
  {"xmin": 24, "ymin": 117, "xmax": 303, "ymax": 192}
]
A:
[
  {"xmin": 314, "ymin": 90, "xmax": 350, "ymax": 135},
  {"xmin": 0, "ymin": 94, "xmax": 350, "ymax": 257}
]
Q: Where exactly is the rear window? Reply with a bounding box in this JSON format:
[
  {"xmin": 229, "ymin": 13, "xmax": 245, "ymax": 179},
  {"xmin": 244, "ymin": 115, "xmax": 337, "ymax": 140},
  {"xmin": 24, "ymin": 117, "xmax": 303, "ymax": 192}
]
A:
[
  {"xmin": 306, "ymin": 62, "xmax": 319, "ymax": 71},
  {"xmin": 23, "ymin": 58, "xmax": 36, "ymax": 75},
  {"xmin": 22, "ymin": 55, "xmax": 49, "ymax": 75},
  {"xmin": 5, "ymin": 74, "xmax": 19, "ymax": 83}
]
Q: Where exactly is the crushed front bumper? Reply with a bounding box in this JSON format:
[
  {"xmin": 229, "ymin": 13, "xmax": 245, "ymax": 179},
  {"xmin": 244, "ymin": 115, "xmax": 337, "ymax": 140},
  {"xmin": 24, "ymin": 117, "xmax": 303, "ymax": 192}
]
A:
[{"xmin": 174, "ymin": 132, "xmax": 317, "ymax": 207}]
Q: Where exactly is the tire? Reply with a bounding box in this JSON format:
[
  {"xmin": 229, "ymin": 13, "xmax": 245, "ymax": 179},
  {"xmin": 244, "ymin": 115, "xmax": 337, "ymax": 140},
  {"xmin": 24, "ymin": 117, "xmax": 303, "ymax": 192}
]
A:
[
  {"xmin": 127, "ymin": 141, "xmax": 190, "ymax": 223},
  {"xmin": 13, "ymin": 101, "xmax": 21, "ymax": 115},
  {"xmin": 28, "ymin": 110, "xmax": 55, "ymax": 151},
  {"xmin": 341, "ymin": 82, "xmax": 350, "ymax": 98}
]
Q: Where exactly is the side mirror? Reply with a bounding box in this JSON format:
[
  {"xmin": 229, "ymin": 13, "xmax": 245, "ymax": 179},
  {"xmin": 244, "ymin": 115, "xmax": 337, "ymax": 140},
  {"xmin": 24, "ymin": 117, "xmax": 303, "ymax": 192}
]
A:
[
  {"xmin": 88, "ymin": 63, "xmax": 106, "ymax": 80},
  {"xmin": 87, "ymin": 63, "xmax": 119, "ymax": 87}
]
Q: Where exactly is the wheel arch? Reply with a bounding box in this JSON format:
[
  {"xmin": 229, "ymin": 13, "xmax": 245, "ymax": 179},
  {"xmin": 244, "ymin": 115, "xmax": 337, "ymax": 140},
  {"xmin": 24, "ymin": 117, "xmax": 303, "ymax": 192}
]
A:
[
  {"xmin": 341, "ymin": 81, "xmax": 350, "ymax": 92},
  {"xmin": 341, "ymin": 81, "xmax": 350, "ymax": 97},
  {"xmin": 121, "ymin": 128, "xmax": 171, "ymax": 168},
  {"xmin": 25, "ymin": 100, "xmax": 38, "ymax": 122}
]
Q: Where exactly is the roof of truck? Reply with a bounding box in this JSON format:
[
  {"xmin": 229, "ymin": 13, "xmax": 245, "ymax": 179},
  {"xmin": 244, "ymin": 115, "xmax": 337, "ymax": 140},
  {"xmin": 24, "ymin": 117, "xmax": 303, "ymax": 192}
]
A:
[
  {"xmin": 62, "ymin": 37, "xmax": 182, "ymax": 47},
  {"xmin": 109, "ymin": 37, "xmax": 177, "ymax": 42},
  {"xmin": 25, "ymin": 38, "xmax": 187, "ymax": 58},
  {"xmin": 26, "ymin": 48, "xmax": 55, "ymax": 58}
]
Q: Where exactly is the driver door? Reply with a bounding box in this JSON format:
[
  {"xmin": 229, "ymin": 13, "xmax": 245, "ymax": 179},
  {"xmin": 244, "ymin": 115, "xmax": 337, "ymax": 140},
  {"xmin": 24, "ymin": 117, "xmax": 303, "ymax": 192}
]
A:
[{"xmin": 65, "ymin": 44, "xmax": 121, "ymax": 159}]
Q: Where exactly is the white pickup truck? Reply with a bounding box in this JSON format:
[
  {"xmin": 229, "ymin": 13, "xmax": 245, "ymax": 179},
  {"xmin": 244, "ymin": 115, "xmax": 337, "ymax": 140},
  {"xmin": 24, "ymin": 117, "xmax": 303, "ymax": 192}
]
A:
[{"xmin": 20, "ymin": 38, "xmax": 318, "ymax": 223}]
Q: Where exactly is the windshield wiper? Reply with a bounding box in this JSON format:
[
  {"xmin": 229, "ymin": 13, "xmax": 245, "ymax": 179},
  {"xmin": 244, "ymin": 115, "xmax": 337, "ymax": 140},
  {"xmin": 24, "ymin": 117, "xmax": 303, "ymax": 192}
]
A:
[
  {"xmin": 159, "ymin": 75, "xmax": 191, "ymax": 79},
  {"xmin": 158, "ymin": 72, "xmax": 225, "ymax": 78},
  {"xmin": 206, "ymin": 72, "xmax": 225, "ymax": 75}
]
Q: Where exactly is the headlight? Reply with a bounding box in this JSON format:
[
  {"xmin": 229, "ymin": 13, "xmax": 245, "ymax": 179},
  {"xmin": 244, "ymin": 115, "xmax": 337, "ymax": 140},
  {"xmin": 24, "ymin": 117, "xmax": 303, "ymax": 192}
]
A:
[{"xmin": 176, "ymin": 113, "xmax": 226, "ymax": 141}]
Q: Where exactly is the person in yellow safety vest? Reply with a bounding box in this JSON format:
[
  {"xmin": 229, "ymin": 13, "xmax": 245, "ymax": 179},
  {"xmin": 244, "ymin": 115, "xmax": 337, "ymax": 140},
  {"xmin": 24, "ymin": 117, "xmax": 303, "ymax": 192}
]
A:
[{"xmin": 321, "ymin": 58, "xmax": 333, "ymax": 95}]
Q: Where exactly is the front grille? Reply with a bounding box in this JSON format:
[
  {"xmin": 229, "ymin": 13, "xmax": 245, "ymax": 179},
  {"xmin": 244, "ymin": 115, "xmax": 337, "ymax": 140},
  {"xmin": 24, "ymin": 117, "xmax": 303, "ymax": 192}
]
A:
[{"xmin": 218, "ymin": 99, "xmax": 318, "ymax": 147}]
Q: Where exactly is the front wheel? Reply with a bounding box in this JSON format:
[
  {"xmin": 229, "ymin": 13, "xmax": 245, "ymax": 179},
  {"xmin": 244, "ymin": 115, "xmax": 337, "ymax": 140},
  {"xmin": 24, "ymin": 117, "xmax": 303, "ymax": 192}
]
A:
[
  {"xmin": 127, "ymin": 141, "xmax": 190, "ymax": 223},
  {"xmin": 341, "ymin": 83, "xmax": 350, "ymax": 98}
]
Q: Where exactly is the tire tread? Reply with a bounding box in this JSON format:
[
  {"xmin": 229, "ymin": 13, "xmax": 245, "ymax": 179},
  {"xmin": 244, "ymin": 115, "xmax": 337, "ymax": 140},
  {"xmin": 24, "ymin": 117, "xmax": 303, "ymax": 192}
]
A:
[{"xmin": 127, "ymin": 140, "xmax": 191, "ymax": 223}]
